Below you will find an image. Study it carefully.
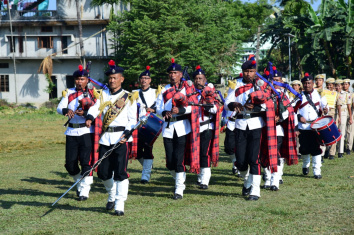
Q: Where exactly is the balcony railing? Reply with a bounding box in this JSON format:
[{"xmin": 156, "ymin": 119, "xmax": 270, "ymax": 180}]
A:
[{"xmin": 0, "ymin": 10, "xmax": 57, "ymax": 20}]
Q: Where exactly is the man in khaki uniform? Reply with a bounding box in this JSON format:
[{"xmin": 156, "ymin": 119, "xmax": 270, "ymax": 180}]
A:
[
  {"xmin": 324, "ymin": 78, "xmax": 338, "ymax": 159},
  {"xmin": 336, "ymin": 79, "xmax": 352, "ymax": 158},
  {"xmin": 343, "ymin": 79, "xmax": 354, "ymax": 154},
  {"xmin": 315, "ymin": 74, "xmax": 325, "ymax": 94}
]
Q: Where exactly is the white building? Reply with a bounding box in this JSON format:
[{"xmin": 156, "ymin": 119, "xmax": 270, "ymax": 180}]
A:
[{"xmin": 0, "ymin": 0, "xmax": 128, "ymax": 106}]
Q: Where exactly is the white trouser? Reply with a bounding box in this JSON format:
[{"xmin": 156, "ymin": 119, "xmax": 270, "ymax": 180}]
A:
[
  {"xmin": 270, "ymin": 171, "xmax": 280, "ymax": 188},
  {"xmin": 141, "ymin": 159, "xmax": 153, "ymax": 181},
  {"xmin": 79, "ymin": 176, "xmax": 93, "ymax": 197},
  {"xmin": 263, "ymin": 167, "xmax": 271, "ymax": 186},
  {"xmin": 115, "ymin": 179, "xmax": 129, "ymax": 212},
  {"xmin": 240, "ymin": 169, "xmax": 252, "ymax": 189},
  {"xmin": 302, "ymin": 154, "xmax": 322, "ymax": 175},
  {"xmin": 71, "ymin": 173, "xmax": 81, "ymax": 193},
  {"xmin": 198, "ymin": 167, "xmax": 211, "ymax": 186},
  {"xmin": 279, "ymin": 158, "xmax": 284, "ymax": 180},
  {"xmin": 250, "ymin": 174, "xmax": 261, "ymax": 197},
  {"xmin": 175, "ymin": 172, "xmax": 186, "ymax": 196},
  {"xmin": 102, "ymin": 178, "xmax": 116, "ymax": 202}
]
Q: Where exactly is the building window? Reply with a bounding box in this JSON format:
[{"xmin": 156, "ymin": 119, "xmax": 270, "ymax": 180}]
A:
[
  {"xmin": 38, "ymin": 36, "xmax": 53, "ymax": 49},
  {"xmin": 41, "ymin": 26, "xmax": 53, "ymax": 32},
  {"xmin": 19, "ymin": 36, "xmax": 24, "ymax": 53},
  {"xmin": 65, "ymin": 26, "xmax": 74, "ymax": 30},
  {"xmin": 7, "ymin": 36, "xmax": 15, "ymax": 53},
  {"xmin": 66, "ymin": 75, "xmax": 75, "ymax": 88},
  {"xmin": 61, "ymin": 36, "xmax": 68, "ymax": 54},
  {"xmin": 50, "ymin": 76, "xmax": 57, "ymax": 99},
  {"xmin": 0, "ymin": 63, "xmax": 9, "ymax": 69},
  {"xmin": 0, "ymin": 75, "xmax": 9, "ymax": 92}
]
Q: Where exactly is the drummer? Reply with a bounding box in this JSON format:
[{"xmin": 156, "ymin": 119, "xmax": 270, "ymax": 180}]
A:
[
  {"xmin": 135, "ymin": 66, "xmax": 159, "ymax": 184},
  {"xmin": 322, "ymin": 78, "xmax": 338, "ymax": 160},
  {"xmin": 336, "ymin": 79, "xmax": 352, "ymax": 158},
  {"xmin": 296, "ymin": 73, "xmax": 328, "ymax": 179}
]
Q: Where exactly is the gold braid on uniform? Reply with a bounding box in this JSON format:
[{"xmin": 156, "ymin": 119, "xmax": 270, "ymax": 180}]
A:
[
  {"xmin": 156, "ymin": 85, "xmax": 163, "ymax": 98},
  {"xmin": 93, "ymin": 88, "xmax": 102, "ymax": 100},
  {"xmin": 129, "ymin": 91, "xmax": 139, "ymax": 104},
  {"xmin": 228, "ymin": 80, "xmax": 237, "ymax": 90},
  {"xmin": 97, "ymin": 94, "xmax": 112, "ymax": 117}
]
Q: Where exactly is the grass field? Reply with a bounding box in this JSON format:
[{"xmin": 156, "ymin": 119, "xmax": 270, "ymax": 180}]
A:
[{"xmin": 0, "ymin": 110, "xmax": 353, "ymax": 234}]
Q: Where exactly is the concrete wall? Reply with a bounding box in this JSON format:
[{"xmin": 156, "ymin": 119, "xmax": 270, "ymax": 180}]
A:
[
  {"xmin": 0, "ymin": 59, "xmax": 108, "ymax": 106},
  {"xmin": 0, "ymin": 25, "xmax": 111, "ymax": 57}
]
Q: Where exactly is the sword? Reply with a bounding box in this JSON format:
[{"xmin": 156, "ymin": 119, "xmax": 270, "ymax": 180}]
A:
[{"xmin": 52, "ymin": 114, "xmax": 149, "ymax": 206}]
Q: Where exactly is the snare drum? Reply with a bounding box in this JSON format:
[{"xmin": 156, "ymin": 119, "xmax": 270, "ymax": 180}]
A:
[
  {"xmin": 139, "ymin": 113, "xmax": 165, "ymax": 146},
  {"xmin": 310, "ymin": 116, "xmax": 341, "ymax": 146}
]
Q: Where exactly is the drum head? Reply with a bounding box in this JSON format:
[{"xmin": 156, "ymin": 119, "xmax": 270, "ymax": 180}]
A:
[{"xmin": 311, "ymin": 116, "xmax": 332, "ymax": 129}]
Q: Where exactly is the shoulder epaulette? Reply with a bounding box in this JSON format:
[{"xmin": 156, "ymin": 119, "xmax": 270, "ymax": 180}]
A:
[
  {"xmin": 228, "ymin": 80, "xmax": 237, "ymax": 90},
  {"xmin": 156, "ymin": 85, "xmax": 163, "ymax": 98},
  {"xmin": 62, "ymin": 88, "xmax": 69, "ymax": 98},
  {"xmin": 129, "ymin": 91, "xmax": 139, "ymax": 104},
  {"xmin": 93, "ymin": 88, "xmax": 102, "ymax": 99}
]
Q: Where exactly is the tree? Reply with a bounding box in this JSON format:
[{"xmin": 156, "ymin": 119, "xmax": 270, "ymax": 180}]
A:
[{"xmin": 94, "ymin": 0, "xmax": 271, "ymax": 88}]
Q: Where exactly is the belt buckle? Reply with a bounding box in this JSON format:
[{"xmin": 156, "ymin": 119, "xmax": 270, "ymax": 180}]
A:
[
  {"xmin": 72, "ymin": 123, "xmax": 80, "ymax": 128},
  {"xmin": 244, "ymin": 113, "xmax": 251, "ymax": 119}
]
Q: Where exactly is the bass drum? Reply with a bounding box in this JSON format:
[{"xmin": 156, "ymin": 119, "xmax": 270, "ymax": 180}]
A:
[
  {"xmin": 310, "ymin": 115, "xmax": 341, "ymax": 146},
  {"xmin": 139, "ymin": 113, "xmax": 165, "ymax": 146}
]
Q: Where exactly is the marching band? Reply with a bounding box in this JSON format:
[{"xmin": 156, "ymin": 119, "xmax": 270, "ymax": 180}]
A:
[{"xmin": 57, "ymin": 57, "xmax": 353, "ymax": 215}]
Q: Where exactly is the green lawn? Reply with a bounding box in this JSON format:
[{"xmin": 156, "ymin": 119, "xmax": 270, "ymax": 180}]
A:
[{"xmin": 0, "ymin": 111, "xmax": 353, "ymax": 234}]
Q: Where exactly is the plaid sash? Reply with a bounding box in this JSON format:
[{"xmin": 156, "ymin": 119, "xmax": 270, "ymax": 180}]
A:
[
  {"xmin": 68, "ymin": 88, "xmax": 96, "ymax": 104},
  {"xmin": 200, "ymin": 86, "xmax": 221, "ymax": 167},
  {"xmin": 249, "ymin": 88, "xmax": 278, "ymax": 173},
  {"xmin": 235, "ymin": 83, "xmax": 253, "ymax": 97},
  {"xmin": 279, "ymin": 94, "xmax": 298, "ymax": 165}
]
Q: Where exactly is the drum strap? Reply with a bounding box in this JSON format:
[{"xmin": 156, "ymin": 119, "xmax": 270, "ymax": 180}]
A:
[
  {"xmin": 304, "ymin": 93, "xmax": 321, "ymax": 117},
  {"xmin": 139, "ymin": 89, "xmax": 156, "ymax": 110},
  {"xmin": 139, "ymin": 90, "xmax": 148, "ymax": 108}
]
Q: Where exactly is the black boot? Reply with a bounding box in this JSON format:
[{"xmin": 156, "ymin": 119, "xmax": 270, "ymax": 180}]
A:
[
  {"xmin": 302, "ymin": 167, "xmax": 309, "ymax": 175},
  {"xmin": 324, "ymin": 150, "xmax": 329, "ymax": 159}
]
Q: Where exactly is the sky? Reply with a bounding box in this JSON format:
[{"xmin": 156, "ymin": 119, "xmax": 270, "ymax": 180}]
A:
[{"xmin": 242, "ymin": 0, "xmax": 321, "ymax": 11}]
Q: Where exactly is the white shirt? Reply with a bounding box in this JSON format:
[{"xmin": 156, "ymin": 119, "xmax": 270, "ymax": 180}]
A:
[
  {"xmin": 57, "ymin": 87, "xmax": 94, "ymax": 136},
  {"xmin": 156, "ymin": 84, "xmax": 192, "ymax": 138},
  {"xmin": 87, "ymin": 89, "xmax": 137, "ymax": 145},
  {"xmin": 134, "ymin": 87, "xmax": 157, "ymax": 118},
  {"xmin": 224, "ymin": 78, "xmax": 265, "ymax": 130},
  {"xmin": 197, "ymin": 94, "xmax": 218, "ymax": 133},
  {"xmin": 298, "ymin": 90, "xmax": 328, "ymax": 130},
  {"xmin": 275, "ymin": 88, "xmax": 290, "ymax": 137}
]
